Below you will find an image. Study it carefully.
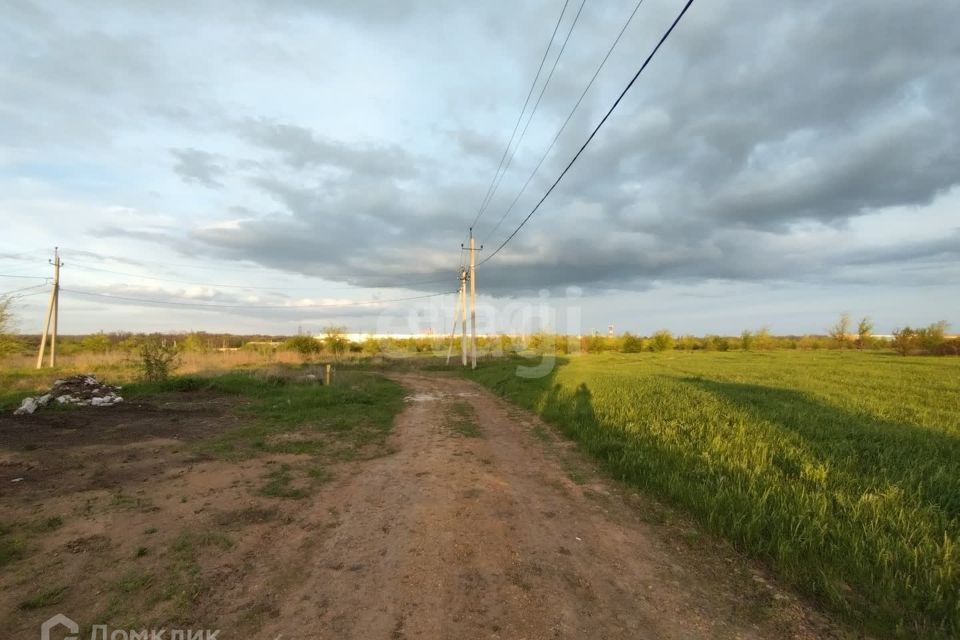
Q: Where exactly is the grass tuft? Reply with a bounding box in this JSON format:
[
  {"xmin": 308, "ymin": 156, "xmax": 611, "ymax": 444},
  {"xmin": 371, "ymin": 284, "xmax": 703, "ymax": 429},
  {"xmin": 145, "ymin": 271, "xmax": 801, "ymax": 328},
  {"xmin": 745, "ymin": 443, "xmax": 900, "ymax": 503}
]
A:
[
  {"xmin": 19, "ymin": 585, "xmax": 70, "ymax": 610},
  {"xmin": 0, "ymin": 524, "xmax": 26, "ymax": 568},
  {"xmin": 259, "ymin": 464, "xmax": 308, "ymax": 499},
  {"xmin": 447, "ymin": 401, "xmax": 481, "ymax": 438}
]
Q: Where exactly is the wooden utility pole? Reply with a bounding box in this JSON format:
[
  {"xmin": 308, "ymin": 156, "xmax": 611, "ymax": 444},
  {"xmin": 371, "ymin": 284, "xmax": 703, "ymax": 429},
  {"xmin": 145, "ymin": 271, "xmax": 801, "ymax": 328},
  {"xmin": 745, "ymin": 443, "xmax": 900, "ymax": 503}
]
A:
[{"xmin": 36, "ymin": 247, "xmax": 62, "ymax": 369}]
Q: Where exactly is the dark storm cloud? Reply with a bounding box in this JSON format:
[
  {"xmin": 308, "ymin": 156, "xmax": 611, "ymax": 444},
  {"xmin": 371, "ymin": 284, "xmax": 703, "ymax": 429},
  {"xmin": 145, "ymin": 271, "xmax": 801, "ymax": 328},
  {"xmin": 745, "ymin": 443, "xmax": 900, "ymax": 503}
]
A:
[
  {"xmin": 190, "ymin": 173, "xmax": 474, "ymax": 287},
  {"xmin": 170, "ymin": 148, "xmax": 226, "ymax": 188},
  {"xmin": 553, "ymin": 1, "xmax": 960, "ymax": 227},
  {"xmin": 239, "ymin": 119, "xmax": 422, "ymax": 180},
  {"xmin": 843, "ymin": 231, "xmax": 960, "ymax": 268},
  {"xmin": 176, "ymin": 0, "xmax": 959, "ymax": 295},
  {"xmin": 4, "ymin": 0, "xmax": 956, "ymax": 298}
]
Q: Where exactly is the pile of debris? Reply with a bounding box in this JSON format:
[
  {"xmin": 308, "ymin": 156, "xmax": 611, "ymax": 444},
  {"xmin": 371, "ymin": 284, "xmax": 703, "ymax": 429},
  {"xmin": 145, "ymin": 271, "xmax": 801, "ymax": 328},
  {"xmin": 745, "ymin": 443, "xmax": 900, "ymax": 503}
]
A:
[{"xmin": 13, "ymin": 374, "xmax": 124, "ymax": 415}]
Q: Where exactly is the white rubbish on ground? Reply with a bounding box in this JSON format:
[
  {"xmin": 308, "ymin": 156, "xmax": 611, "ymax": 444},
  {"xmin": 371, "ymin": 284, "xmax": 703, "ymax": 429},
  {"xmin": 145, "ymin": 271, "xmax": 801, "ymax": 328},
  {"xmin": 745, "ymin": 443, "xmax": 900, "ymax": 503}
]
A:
[
  {"xmin": 404, "ymin": 392, "xmax": 445, "ymax": 402},
  {"xmin": 13, "ymin": 397, "xmax": 38, "ymax": 415},
  {"xmin": 12, "ymin": 374, "xmax": 124, "ymax": 415}
]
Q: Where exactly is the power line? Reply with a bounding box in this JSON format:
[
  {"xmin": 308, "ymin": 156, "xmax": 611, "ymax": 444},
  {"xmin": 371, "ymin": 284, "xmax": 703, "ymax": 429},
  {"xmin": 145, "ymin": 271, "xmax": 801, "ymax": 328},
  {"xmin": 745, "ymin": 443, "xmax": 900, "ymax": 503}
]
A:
[
  {"xmin": 0, "ymin": 273, "xmax": 49, "ymax": 281},
  {"xmin": 0, "ymin": 283, "xmax": 49, "ymax": 298},
  {"xmin": 63, "ymin": 248, "xmax": 454, "ymax": 288},
  {"xmin": 60, "ymin": 287, "xmax": 455, "ymax": 310},
  {"xmin": 469, "ymin": 0, "xmax": 572, "ymax": 231},
  {"xmin": 66, "ymin": 260, "xmax": 452, "ymax": 292},
  {"xmin": 475, "ymin": 0, "xmax": 588, "ymax": 235},
  {"xmin": 67, "ymin": 261, "xmax": 300, "ymax": 290},
  {"xmin": 57, "ymin": 249, "xmax": 279, "ymax": 274},
  {"xmin": 482, "ymin": 0, "xmax": 647, "ymax": 246},
  {"xmin": 9, "ymin": 290, "xmax": 49, "ymax": 301},
  {"xmin": 0, "ymin": 251, "xmax": 54, "ymax": 265},
  {"xmin": 481, "ymin": 0, "xmax": 695, "ymax": 266}
]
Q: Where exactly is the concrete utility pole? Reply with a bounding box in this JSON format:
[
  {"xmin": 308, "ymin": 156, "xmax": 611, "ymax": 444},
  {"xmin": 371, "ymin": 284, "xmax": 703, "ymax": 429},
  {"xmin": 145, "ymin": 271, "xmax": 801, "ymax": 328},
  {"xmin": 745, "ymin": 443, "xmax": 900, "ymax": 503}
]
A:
[
  {"xmin": 446, "ymin": 269, "xmax": 467, "ymax": 365},
  {"xmin": 36, "ymin": 247, "xmax": 62, "ymax": 369},
  {"xmin": 459, "ymin": 267, "xmax": 468, "ymax": 367},
  {"xmin": 470, "ymin": 231, "xmax": 477, "ymax": 369},
  {"xmin": 463, "ymin": 230, "xmax": 482, "ymax": 369}
]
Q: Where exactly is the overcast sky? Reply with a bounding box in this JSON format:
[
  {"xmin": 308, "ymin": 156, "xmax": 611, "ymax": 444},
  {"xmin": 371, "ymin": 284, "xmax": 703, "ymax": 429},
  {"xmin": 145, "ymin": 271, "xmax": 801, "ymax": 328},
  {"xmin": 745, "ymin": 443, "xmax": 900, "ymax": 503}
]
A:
[{"xmin": 1, "ymin": 0, "xmax": 957, "ymax": 337}]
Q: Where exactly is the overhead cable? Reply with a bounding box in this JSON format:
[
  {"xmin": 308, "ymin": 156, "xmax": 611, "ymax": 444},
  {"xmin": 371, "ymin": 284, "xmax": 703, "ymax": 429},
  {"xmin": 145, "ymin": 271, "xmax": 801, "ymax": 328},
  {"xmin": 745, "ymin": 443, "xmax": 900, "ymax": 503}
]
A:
[
  {"xmin": 481, "ymin": 0, "xmax": 695, "ymax": 266},
  {"xmin": 482, "ymin": 0, "xmax": 647, "ymax": 245},
  {"xmin": 469, "ymin": 0, "xmax": 573, "ymax": 231}
]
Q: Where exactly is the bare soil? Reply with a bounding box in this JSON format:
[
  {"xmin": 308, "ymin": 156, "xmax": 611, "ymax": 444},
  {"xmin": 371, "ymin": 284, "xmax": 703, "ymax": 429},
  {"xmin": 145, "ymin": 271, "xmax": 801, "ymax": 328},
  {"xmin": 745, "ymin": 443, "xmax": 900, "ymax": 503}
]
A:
[{"xmin": 0, "ymin": 373, "xmax": 847, "ymax": 639}]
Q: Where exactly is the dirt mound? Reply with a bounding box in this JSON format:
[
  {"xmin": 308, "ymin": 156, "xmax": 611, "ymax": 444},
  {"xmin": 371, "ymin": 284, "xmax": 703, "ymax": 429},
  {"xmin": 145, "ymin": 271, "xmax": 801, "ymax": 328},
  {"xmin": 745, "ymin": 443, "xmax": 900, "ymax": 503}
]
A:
[{"xmin": 13, "ymin": 374, "xmax": 124, "ymax": 415}]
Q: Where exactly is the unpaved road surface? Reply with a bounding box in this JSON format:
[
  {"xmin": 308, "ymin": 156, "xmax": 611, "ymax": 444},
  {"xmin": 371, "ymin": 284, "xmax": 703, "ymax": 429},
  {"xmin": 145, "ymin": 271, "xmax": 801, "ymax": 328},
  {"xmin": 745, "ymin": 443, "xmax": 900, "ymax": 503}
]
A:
[
  {"xmin": 259, "ymin": 373, "xmax": 840, "ymax": 640},
  {"xmin": 1, "ymin": 373, "xmax": 844, "ymax": 639}
]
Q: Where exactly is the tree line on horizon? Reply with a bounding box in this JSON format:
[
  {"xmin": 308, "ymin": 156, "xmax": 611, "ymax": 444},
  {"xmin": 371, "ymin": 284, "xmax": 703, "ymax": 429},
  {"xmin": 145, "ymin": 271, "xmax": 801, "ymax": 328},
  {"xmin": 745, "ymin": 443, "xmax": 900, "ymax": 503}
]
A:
[
  {"xmin": 1, "ymin": 298, "xmax": 956, "ymax": 360},
  {"xmin": 532, "ymin": 315, "xmax": 955, "ymax": 356}
]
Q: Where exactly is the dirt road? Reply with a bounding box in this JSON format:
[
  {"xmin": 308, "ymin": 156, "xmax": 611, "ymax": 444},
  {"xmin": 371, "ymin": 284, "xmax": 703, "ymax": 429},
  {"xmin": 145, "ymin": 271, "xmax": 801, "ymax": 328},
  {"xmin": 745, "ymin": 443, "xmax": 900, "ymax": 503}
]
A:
[
  {"xmin": 1, "ymin": 372, "xmax": 843, "ymax": 639},
  {"xmin": 257, "ymin": 373, "xmax": 839, "ymax": 640}
]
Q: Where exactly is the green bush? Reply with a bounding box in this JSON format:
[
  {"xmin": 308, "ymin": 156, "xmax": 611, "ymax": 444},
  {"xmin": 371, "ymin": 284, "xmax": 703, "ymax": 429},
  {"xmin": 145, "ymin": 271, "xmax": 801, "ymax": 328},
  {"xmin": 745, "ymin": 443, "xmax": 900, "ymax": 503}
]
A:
[
  {"xmin": 138, "ymin": 337, "xmax": 181, "ymax": 382},
  {"xmin": 620, "ymin": 332, "xmax": 644, "ymax": 353},
  {"xmin": 649, "ymin": 330, "xmax": 674, "ymax": 352},
  {"xmin": 282, "ymin": 335, "xmax": 322, "ymax": 359}
]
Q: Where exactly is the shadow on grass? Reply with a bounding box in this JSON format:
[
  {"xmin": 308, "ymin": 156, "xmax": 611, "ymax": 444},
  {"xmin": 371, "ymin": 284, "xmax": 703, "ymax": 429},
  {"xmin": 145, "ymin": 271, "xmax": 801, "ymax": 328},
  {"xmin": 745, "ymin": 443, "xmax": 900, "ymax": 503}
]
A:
[{"xmin": 683, "ymin": 377, "xmax": 960, "ymax": 520}]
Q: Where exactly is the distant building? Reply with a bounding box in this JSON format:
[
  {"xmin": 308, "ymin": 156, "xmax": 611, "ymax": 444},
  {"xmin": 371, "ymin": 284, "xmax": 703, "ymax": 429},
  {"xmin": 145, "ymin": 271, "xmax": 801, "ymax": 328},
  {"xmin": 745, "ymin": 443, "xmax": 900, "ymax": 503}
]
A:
[{"xmin": 336, "ymin": 332, "xmax": 440, "ymax": 343}]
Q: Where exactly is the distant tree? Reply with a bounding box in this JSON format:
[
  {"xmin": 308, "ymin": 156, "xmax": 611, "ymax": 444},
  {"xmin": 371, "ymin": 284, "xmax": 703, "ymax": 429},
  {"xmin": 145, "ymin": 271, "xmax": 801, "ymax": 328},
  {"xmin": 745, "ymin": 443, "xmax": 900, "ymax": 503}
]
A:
[
  {"xmin": 117, "ymin": 334, "xmax": 143, "ymax": 353},
  {"xmin": 0, "ymin": 296, "xmax": 22, "ymax": 357},
  {"xmin": 754, "ymin": 327, "xmax": 774, "ymax": 350},
  {"xmin": 703, "ymin": 335, "xmax": 730, "ymax": 352},
  {"xmin": 856, "ymin": 317, "xmax": 874, "ymax": 350},
  {"xmin": 323, "ymin": 325, "xmax": 348, "ymax": 361},
  {"xmin": 829, "ymin": 313, "xmax": 851, "ymax": 349},
  {"xmin": 649, "ymin": 330, "xmax": 675, "ymax": 352},
  {"xmin": 362, "ymin": 336, "xmax": 382, "ymax": 355},
  {"xmin": 740, "ymin": 330, "xmax": 754, "ymax": 351},
  {"xmin": 526, "ymin": 332, "xmax": 564, "ymax": 354},
  {"xmin": 891, "ymin": 327, "xmax": 916, "ymax": 356},
  {"xmin": 620, "ymin": 332, "xmax": 644, "ymax": 353},
  {"xmin": 242, "ymin": 340, "xmax": 276, "ymax": 355},
  {"xmin": 891, "ymin": 321, "xmax": 951, "ymax": 356},
  {"xmin": 528, "ymin": 332, "xmax": 547, "ymax": 352},
  {"xmin": 80, "ymin": 332, "xmax": 111, "ymax": 354},
  {"xmin": 917, "ymin": 320, "xmax": 949, "ymax": 353},
  {"xmin": 585, "ymin": 334, "xmax": 607, "ymax": 353},
  {"xmin": 283, "ymin": 335, "xmax": 321, "ymax": 359},
  {"xmin": 180, "ymin": 332, "xmax": 209, "ymax": 353}
]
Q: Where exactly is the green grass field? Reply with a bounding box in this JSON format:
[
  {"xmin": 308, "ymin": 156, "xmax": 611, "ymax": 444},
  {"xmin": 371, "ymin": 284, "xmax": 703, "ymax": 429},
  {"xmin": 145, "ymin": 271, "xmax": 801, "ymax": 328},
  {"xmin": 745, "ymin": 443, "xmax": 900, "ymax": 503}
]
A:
[{"xmin": 466, "ymin": 351, "xmax": 960, "ymax": 638}]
